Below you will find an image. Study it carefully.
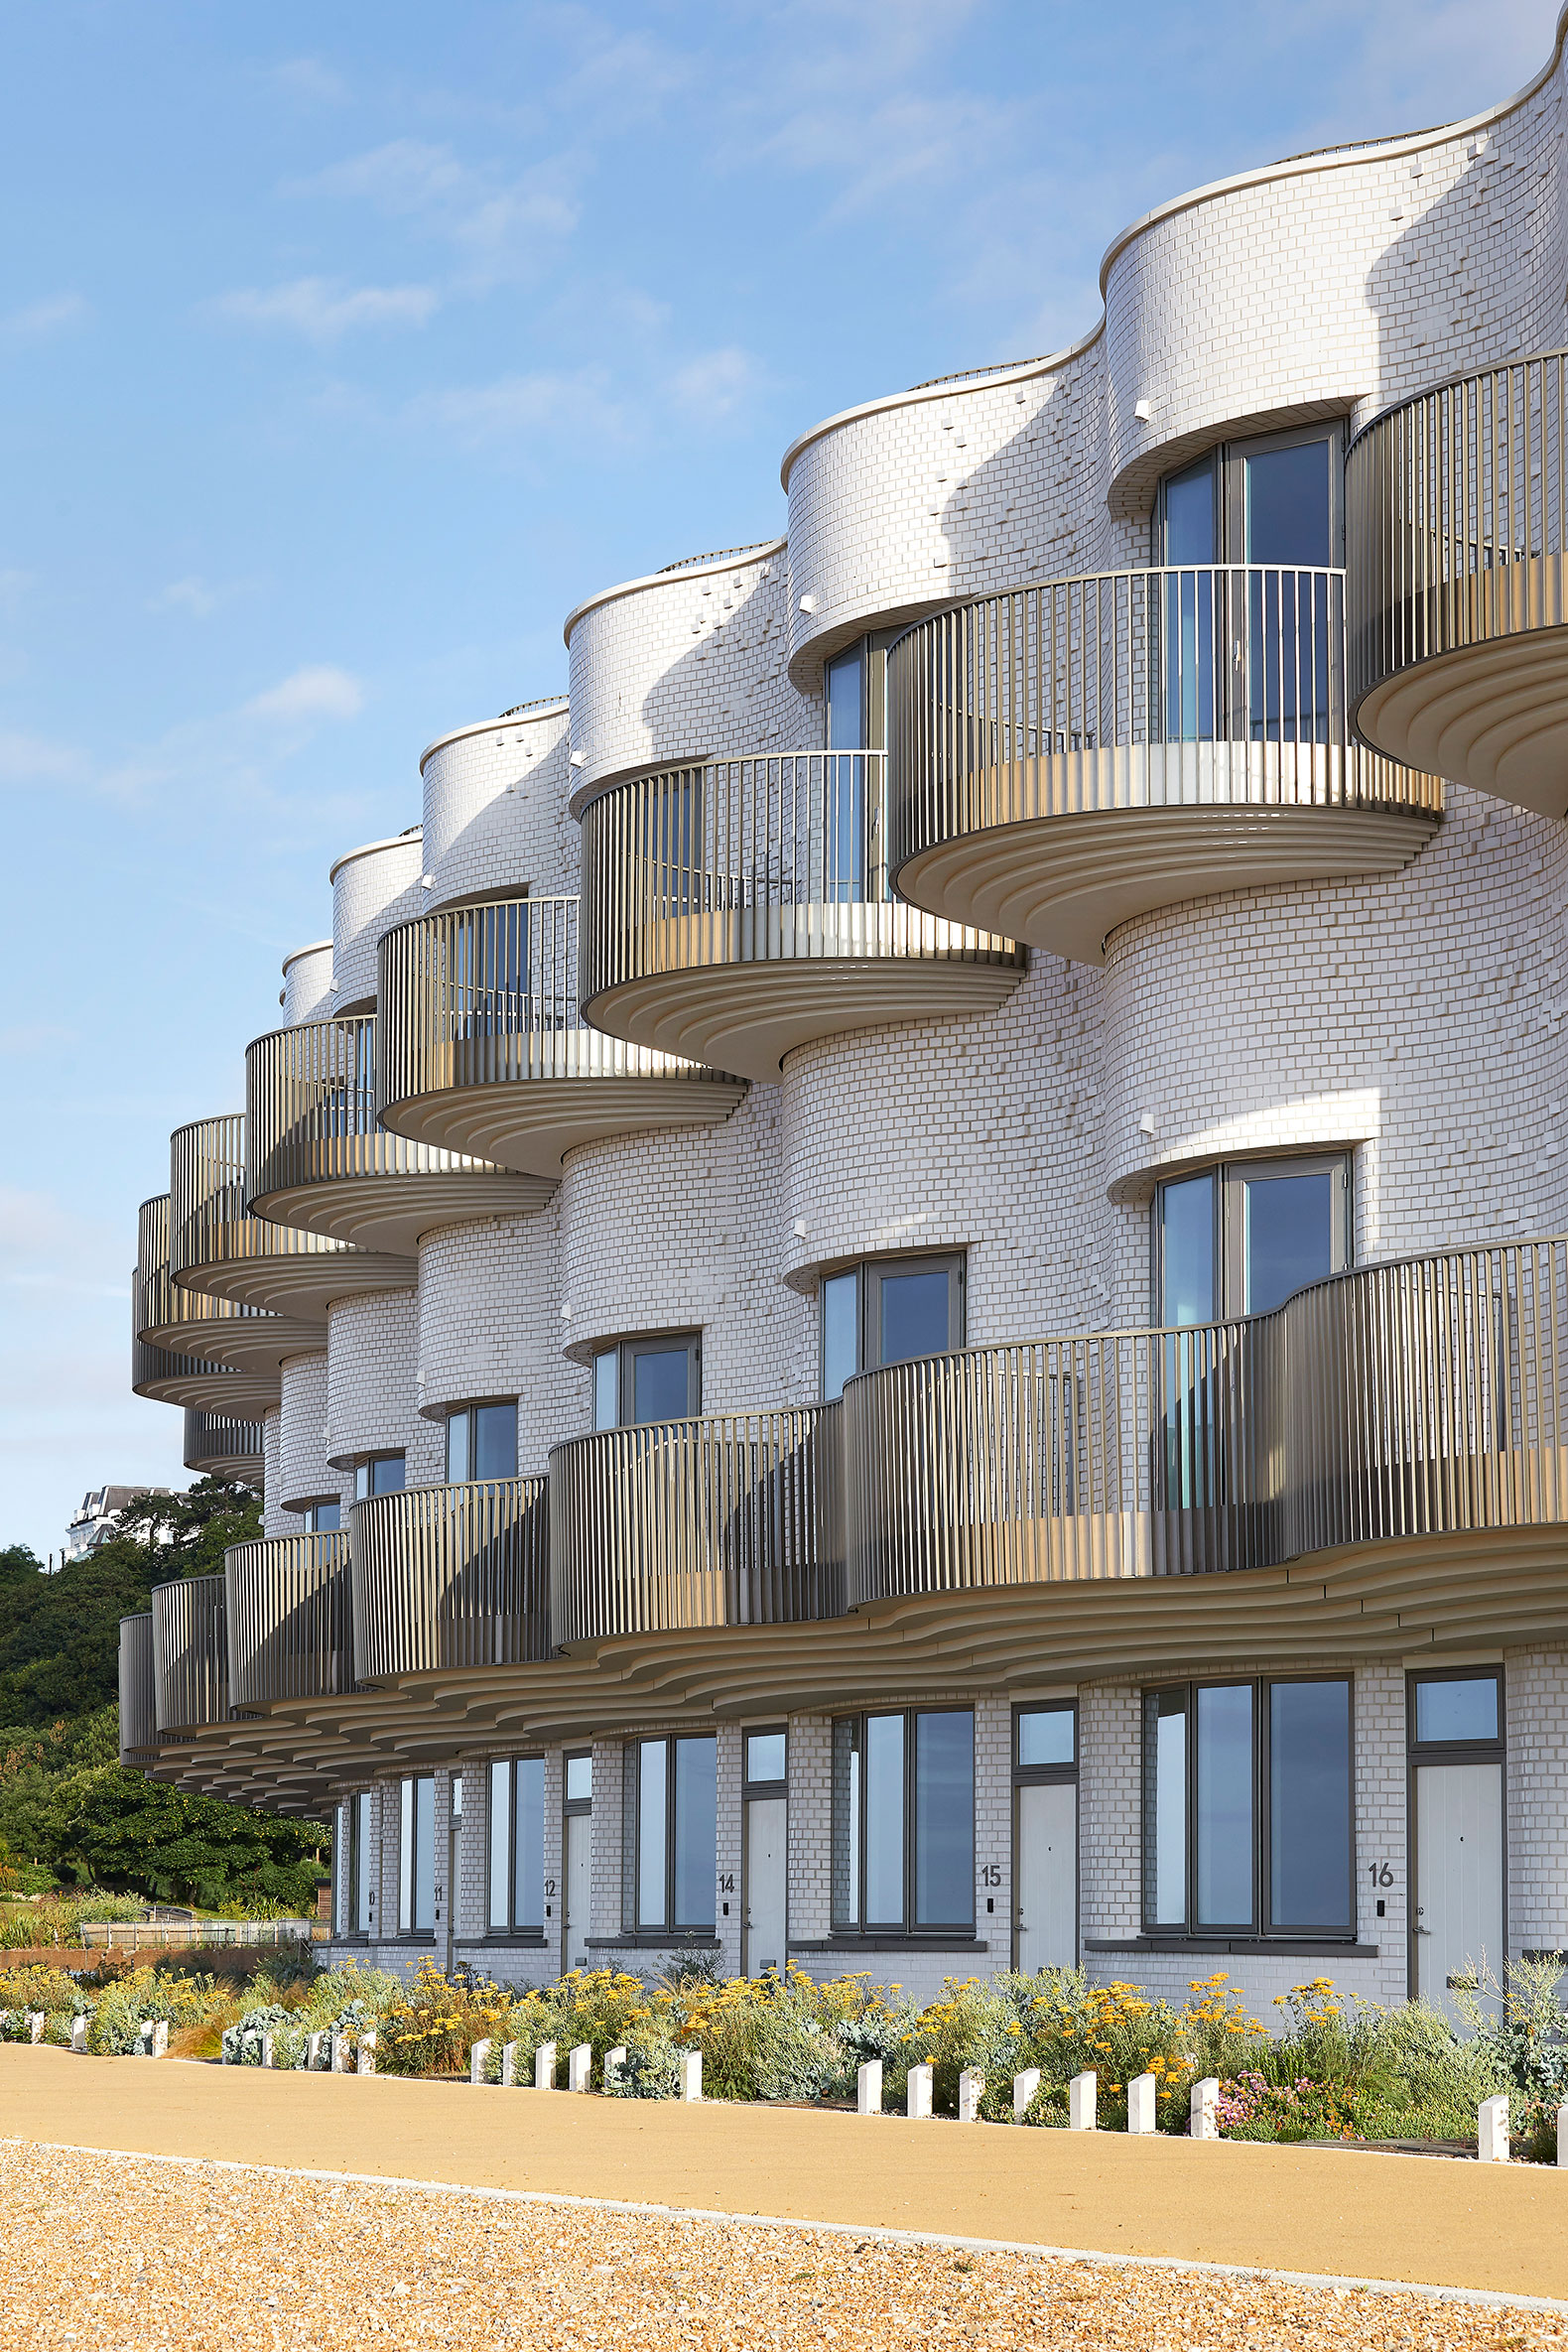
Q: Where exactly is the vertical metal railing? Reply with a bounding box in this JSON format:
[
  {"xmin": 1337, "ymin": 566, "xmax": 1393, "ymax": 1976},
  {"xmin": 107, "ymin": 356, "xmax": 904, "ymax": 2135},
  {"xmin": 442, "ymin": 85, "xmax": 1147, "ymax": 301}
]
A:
[
  {"xmin": 182, "ymin": 1409, "xmax": 264, "ymax": 1477},
  {"xmin": 118, "ymin": 1614, "xmax": 159, "ymax": 1760},
  {"xmin": 151, "ymin": 1574, "xmax": 230, "ymax": 1734},
  {"xmin": 246, "ymin": 1012, "xmax": 489, "ymax": 1201},
  {"xmin": 224, "ymin": 1533, "xmax": 352, "ymax": 1706},
  {"xmin": 169, "ymin": 1113, "xmax": 344, "ymax": 1278},
  {"xmin": 349, "ymin": 1478, "xmax": 551, "ymax": 1677}
]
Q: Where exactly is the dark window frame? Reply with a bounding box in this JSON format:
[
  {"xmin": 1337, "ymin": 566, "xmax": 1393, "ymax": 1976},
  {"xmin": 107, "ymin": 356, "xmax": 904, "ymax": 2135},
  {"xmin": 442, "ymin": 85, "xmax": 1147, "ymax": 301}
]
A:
[
  {"xmin": 633, "ymin": 1733, "xmax": 718, "ymax": 1937},
  {"xmin": 1012, "ymin": 1700, "xmax": 1079, "ymax": 1783},
  {"xmin": 353, "ymin": 1452, "xmax": 406, "ymax": 1502},
  {"xmin": 563, "ymin": 1750, "xmax": 593, "ymax": 1814},
  {"xmin": 444, "ymin": 1398, "xmax": 519, "ymax": 1484},
  {"xmin": 1152, "ymin": 423, "xmax": 1346, "ymax": 567},
  {"xmin": 592, "ymin": 1332, "xmax": 703, "ymax": 1429},
  {"xmin": 743, "ymin": 1725, "xmax": 788, "ymax": 1796},
  {"xmin": 819, "ymin": 1251, "xmax": 967, "ymax": 1400},
  {"xmin": 1150, "ymin": 1151, "xmax": 1352, "ymax": 1325},
  {"xmin": 398, "ymin": 1771, "xmax": 436, "ymax": 1940},
  {"xmin": 833, "ymin": 1706, "xmax": 976, "ymax": 1937},
  {"xmin": 487, "ymin": 1754, "xmax": 548, "ymax": 1941},
  {"xmin": 1404, "ymin": 1668, "xmax": 1506, "ymax": 2001},
  {"xmin": 300, "ymin": 1498, "xmax": 341, "ymax": 1533}
]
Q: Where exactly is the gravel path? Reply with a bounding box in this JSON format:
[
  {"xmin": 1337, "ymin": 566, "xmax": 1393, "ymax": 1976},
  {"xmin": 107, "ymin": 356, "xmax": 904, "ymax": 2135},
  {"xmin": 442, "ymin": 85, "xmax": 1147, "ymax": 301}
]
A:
[{"xmin": 2, "ymin": 2142, "xmax": 1565, "ymax": 2351}]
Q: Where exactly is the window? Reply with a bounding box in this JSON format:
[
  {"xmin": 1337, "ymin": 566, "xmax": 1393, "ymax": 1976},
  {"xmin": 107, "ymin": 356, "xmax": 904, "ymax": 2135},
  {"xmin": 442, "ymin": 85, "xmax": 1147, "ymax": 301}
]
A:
[
  {"xmin": 744, "ymin": 1729, "xmax": 787, "ymax": 1789},
  {"xmin": 565, "ymin": 1751, "xmax": 593, "ymax": 1806},
  {"xmin": 1142, "ymin": 1678, "xmax": 1354, "ymax": 1937},
  {"xmin": 634, "ymin": 1735, "xmax": 717, "ymax": 1934},
  {"xmin": 300, "ymin": 1499, "xmax": 340, "ymax": 1533},
  {"xmin": 446, "ymin": 1402, "xmax": 518, "ymax": 1484},
  {"xmin": 1154, "ymin": 426, "xmax": 1342, "ymax": 568},
  {"xmin": 354, "ymin": 1453, "xmax": 405, "ymax": 1501},
  {"xmin": 398, "ymin": 1774, "xmax": 436, "ymax": 1934},
  {"xmin": 487, "ymin": 1757, "xmax": 546, "ymax": 1935},
  {"xmin": 833, "ymin": 1709, "xmax": 975, "ymax": 1934},
  {"xmin": 592, "ymin": 1333, "xmax": 702, "ymax": 1429},
  {"xmin": 1154, "ymin": 1155, "xmax": 1350, "ymax": 1324},
  {"xmin": 823, "ymin": 629, "xmax": 897, "ymax": 752},
  {"xmin": 1410, "ymin": 1671, "xmax": 1501, "ymax": 1749},
  {"xmin": 820, "ymin": 1254, "xmax": 965, "ymax": 1400},
  {"xmin": 334, "ymin": 1793, "xmax": 373, "ymax": 1935},
  {"xmin": 1015, "ymin": 1704, "xmax": 1077, "ymax": 1772}
]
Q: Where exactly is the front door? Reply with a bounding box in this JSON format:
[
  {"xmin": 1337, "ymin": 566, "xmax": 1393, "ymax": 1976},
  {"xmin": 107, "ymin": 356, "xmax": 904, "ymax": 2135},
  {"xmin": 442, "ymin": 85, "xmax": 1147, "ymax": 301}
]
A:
[
  {"xmin": 1415, "ymin": 1762, "xmax": 1503, "ymax": 2025},
  {"xmin": 744, "ymin": 1795, "xmax": 787, "ymax": 1977},
  {"xmin": 1015, "ymin": 1780, "xmax": 1077, "ymax": 1972},
  {"xmin": 563, "ymin": 1811, "xmax": 590, "ymax": 1975}
]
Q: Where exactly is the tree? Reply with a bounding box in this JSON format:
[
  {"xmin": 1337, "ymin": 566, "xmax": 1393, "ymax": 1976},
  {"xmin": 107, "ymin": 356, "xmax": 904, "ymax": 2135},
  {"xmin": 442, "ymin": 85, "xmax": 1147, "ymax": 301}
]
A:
[{"xmin": 46, "ymin": 1764, "xmax": 324, "ymax": 1911}]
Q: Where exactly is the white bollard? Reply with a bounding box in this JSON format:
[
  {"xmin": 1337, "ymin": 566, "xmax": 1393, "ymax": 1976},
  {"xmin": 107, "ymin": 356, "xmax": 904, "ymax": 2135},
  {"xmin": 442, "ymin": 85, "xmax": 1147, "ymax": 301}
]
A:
[
  {"xmin": 27, "ymin": 2013, "xmax": 45, "ymax": 2045},
  {"xmin": 70, "ymin": 2016, "xmax": 87, "ymax": 2054},
  {"xmin": 357, "ymin": 2031, "xmax": 376, "ymax": 2076},
  {"xmin": 604, "ymin": 2043, "xmax": 626, "ymax": 2088},
  {"xmin": 857, "ymin": 2058, "xmax": 883, "ymax": 2116},
  {"xmin": 1127, "ymin": 2072, "xmax": 1157, "ymax": 2135},
  {"xmin": 307, "ymin": 2029, "xmax": 327, "ymax": 2071},
  {"xmin": 329, "ymin": 2031, "xmax": 351, "ymax": 2074},
  {"xmin": 259, "ymin": 2032, "xmax": 275, "ymax": 2069},
  {"xmin": 958, "ymin": 2068, "xmax": 984, "ymax": 2123},
  {"xmin": 499, "ymin": 2040, "xmax": 518, "ymax": 2089},
  {"xmin": 1558, "ymin": 2102, "xmax": 1568, "ymax": 2168},
  {"xmin": 1478, "ymin": 2093, "xmax": 1510, "ymax": 2162},
  {"xmin": 1069, "ymin": 2069, "xmax": 1097, "ymax": 2131},
  {"xmin": 1012, "ymin": 2066, "xmax": 1041, "ymax": 2121},
  {"xmin": 149, "ymin": 2021, "xmax": 168, "ymax": 2060},
  {"xmin": 906, "ymin": 2062, "xmax": 933, "ymax": 2120},
  {"xmin": 679, "ymin": 2048, "xmax": 703, "ymax": 2103},
  {"xmin": 1190, "ymin": 2077, "xmax": 1220, "ymax": 2141},
  {"xmin": 534, "ymin": 2039, "xmax": 557, "ymax": 2091},
  {"xmin": 568, "ymin": 2043, "xmax": 591, "ymax": 2093},
  {"xmin": 469, "ymin": 2037, "xmax": 492, "ymax": 2086}
]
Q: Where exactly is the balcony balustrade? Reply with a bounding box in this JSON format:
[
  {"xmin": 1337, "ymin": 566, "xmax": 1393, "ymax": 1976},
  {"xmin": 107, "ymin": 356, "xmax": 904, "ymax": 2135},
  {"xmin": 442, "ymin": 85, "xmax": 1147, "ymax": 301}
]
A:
[
  {"xmin": 183, "ymin": 1410, "xmax": 264, "ymax": 1483},
  {"xmin": 549, "ymin": 1404, "xmax": 846, "ymax": 1640},
  {"xmin": 845, "ymin": 1239, "xmax": 1568, "ymax": 1600},
  {"xmin": 581, "ymin": 752, "xmax": 1026, "ymax": 1079},
  {"xmin": 1349, "ymin": 353, "xmax": 1568, "ymax": 813},
  {"xmin": 889, "ymin": 568, "xmax": 1442, "ymax": 964},
  {"xmin": 170, "ymin": 1112, "xmax": 411, "ymax": 1321},
  {"xmin": 151, "ymin": 1574, "xmax": 229, "ymax": 1737},
  {"xmin": 378, "ymin": 894, "xmax": 748, "ymax": 1176},
  {"xmin": 349, "ymin": 1477, "xmax": 551, "ymax": 1680},
  {"xmin": 134, "ymin": 1194, "xmax": 296, "ymax": 1410},
  {"xmin": 246, "ymin": 1010, "xmax": 550, "ymax": 1250},
  {"xmin": 224, "ymin": 1533, "xmax": 352, "ymax": 1708},
  {"xmin": 118, "ymin": 1613, "xmax": 160, "ymax": 1764}
]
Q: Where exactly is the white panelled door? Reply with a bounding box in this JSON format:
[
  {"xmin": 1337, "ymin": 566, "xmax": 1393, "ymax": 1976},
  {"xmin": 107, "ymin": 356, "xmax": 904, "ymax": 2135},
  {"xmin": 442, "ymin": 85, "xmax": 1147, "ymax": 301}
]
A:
[
  {"xmin": 745, "ymin": 1795, "xmax": 788, "ymax": 1978},
  {"xmin": 563, "ymin": 1811, "xmax": 590, "ymax": 1975},
  {"xmin": 1415, "ymin": 1761, "xmax": 1503, "ymax": 2026},
  {"xmin": 1015, "ymin": 1780, "xmax": 1077, "ymax": 1972}
]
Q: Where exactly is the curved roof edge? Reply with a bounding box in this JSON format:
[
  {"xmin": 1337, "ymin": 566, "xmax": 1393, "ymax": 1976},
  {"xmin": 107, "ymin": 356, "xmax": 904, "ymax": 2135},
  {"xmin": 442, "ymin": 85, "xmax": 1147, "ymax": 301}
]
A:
[
  {"xmin": 778, "ymin": 1, "xmax": 1568, "ymax": 493},
  {"xmin": 419, "ymin": 704, "xmax": 569, "ymax": 776},
  {"xmin": 327, "ymin": 829, "xmax": 424, "ymax": 887},
  {"xmin": 562, "ymin": 536, "xmax": 787, "ymax": 649}
]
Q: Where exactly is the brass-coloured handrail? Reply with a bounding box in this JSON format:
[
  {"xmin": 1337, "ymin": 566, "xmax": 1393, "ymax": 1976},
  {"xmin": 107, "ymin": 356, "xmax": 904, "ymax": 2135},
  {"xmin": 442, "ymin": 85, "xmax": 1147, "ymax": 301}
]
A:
[
  {"xmin": 169, "ymin": 1113, "xmax": 350, "ymax": 1281},
  {"xmin": 118, "ymin": 1614, "xmax": 159, "ymax": 1762},
  {"xmin": 151, "ymin": 1574, "xmax": 230, "ymax": 1735},
  {"xmin": 183, "ymin": 1410, "xmax": 264, "ymax": 1480},
  {"xmin": 349, "ymin": 1478, "xmax": 550, "ymax": 1680},
  {"xmin": 225, "ymin": 1533, "xmax": 352, "ymax": 1707},
  {"xmin": 247, "ymin": 1012, "xmax": 504, "ymax": 1195},
  {"xmin": 549, "ymin": 1403, "xmax": 846, "ymax": 1640}
]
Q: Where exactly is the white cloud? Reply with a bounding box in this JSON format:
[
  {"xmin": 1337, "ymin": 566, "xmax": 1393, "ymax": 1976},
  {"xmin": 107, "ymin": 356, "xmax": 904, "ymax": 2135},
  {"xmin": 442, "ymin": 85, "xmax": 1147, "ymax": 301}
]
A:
[
  {"xmin": 289, "ymin": 141, "xmax": 579, "ymax": 290},
  {"xmin": 150, "ymin": 576, "xmax": 253, "ymax": 620},
  {"xmin": 667, "ymin": 346, "xmax": 768, "ymax": 426},
  {"xmin": 213, "ymin": 276, "xmax": 439, "ymax": 340},
  {"xmin": 241, "ymin": 664, "xmax": 365, "ymax": 723},
  {"xmin": 408, "ymin": 370, "xmax": 630, "ymax": 451},
  {"xmin": 0, "ymin": 294, "xmax": 88, "ymax": 343},
  {"xmin": 268, "ymin": 56, "xmax": 348, "ymax": 104},
  {"xmin": 0, "ymin": 730, "xmax": 89, "ymax": 785}
]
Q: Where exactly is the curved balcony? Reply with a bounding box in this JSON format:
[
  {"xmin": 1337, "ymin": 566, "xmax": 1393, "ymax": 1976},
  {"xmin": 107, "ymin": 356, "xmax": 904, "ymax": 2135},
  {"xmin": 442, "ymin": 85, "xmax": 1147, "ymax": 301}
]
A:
[
  {"xmin": 183, "ymin": 1409, "xmax": 264, "ymax": 1483},
  {"xmin": 1349, "ymin": 354, "xmax": 1568, "ymax": 814},
  {"xmin": 151, "ymin": 1573, "xmax": 229, "ymax": 1737},
  {"xmin": 170, "ymin": 1113, "xmax": 411, "ymax": 1321},
  {"xmin": 224, "ymin": 1533, "xmax": 352, "ymax": 1709},
  {"xmin": 134, "ymin": 1194, "xmax": 296, "ymax": 1411},
  {"xmin": 581, "ymin": 753, "xmax": 1026, "ymax": 1080},
  {"xmin": 549, "ymin": 1405, "xmax": 845, "ymax": 1641},
  {"xmin": 845, "ymin": 1238, "xmax": 1568, "ymax": 1602},
  {"xmin": 117, "ymin": 1613, "xmax": 160, "ymax": 1764},
  {"xmin": 378, "ymin": 895, "xmax": 747, "ymax": 1177},
  {"xmin": 349, "ymin": 1477, "xmax": 550, "ymax": 1681},
  {"xmin": 246, "ymin": 1011, "xmax": 551, "ymax": 1251},
  {"xmin": 888, "ymin": 569, "xmax": 1442, "ymax": 965}
]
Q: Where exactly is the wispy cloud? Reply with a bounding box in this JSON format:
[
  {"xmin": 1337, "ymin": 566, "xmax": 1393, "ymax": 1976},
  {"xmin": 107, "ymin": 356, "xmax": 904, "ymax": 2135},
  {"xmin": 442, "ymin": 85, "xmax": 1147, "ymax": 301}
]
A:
[
  {"xmin": 268, "ymin": 55, "xmax": 349, "ymax": 104},
  {"xmin": 667, "ymin": 346, "xmax": 769, "ymax": 427},
  {"xmin": 150, "ymin": 576, "xmax": 250, "ymax": 620},
  {"xmin": 242, "ymin": 663, "xmax": 364, "ymax": 723},
  {"xmin": 290, "ymin": 140, "xmax": 580, "ymax": 290},
  {"xmin": 0, "ymin": 730, "xmax": 91, "ymax": 785},
  {"xmin": 0, "ymin": 294, "xmax": 88, "ymax": 343},
  {"xmin": 213, "ymin": 276, "xmax": 439, "ymax": 340},
  {"xmin": 405, "ymin": 368, "xmax": 630, "ymax": 451}
]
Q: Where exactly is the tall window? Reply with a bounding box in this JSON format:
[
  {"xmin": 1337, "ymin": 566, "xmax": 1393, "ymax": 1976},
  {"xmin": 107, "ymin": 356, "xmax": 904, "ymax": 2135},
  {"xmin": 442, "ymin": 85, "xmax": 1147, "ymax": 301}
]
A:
[
  {"xmin": 301, "ymin": 1498, "xmax": 341, "ymax": 1533},
  {"xmin": 1154, "ymin": 1155, "xmax": 1350, "ymax": 1324},
  {"xmin": 354, "ymin": 1453, "xmax": 405, "ymax": 1501},
  {"xmin": 820, "ymin": 1253, "xmax": 965, "ymax": 1400},
  {"xmin": 398, "ymin": 1773, "xmax": 435, "ymax": 1934},
  {"xmin": 593, "ymin": 1333, "xmax": 702, "ymax": 1429},
  {"xmin": 447, "ymin": 1402, "xmax": 518, "ymax": 1483},
  {"xmin": 487, "ymin": 1757, "xmax": 545, "ymax": 1935},
  {"xmin": 1142, "ymin": 1678, "xmax": 1354, "ymax": 1937},
  {"xmin": 833, "ymin": 1709, "xmax": 975, "ymax": 1934},
  {"xmin": 1154, "ymin": 427, "xmax": 1340, "ymax": 567},
  {"xmin": 333, "ymin": 1790, "xmax": 373, "ymax": 1935},
  {"xmin": 633, "ymin": 1735, "xmax": 717, "ymax": 1934}
]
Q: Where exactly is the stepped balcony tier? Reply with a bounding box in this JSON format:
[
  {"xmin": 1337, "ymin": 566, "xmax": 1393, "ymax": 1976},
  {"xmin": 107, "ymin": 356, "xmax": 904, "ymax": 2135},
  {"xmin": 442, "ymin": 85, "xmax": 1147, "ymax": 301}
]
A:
[
  {"xmin": 580, "ymin": 753, "xmax": 1027, "ymax": 1080},
  {"xmin": 245, "ymin": 1011, "xmax": 550, "ymax": 1250},
  {"xmin": 377, "ymin": 896, "xmax": 746, "ymax": 1179},
  {"xmin": 224, "ymin": 1533, "xmax": 352, "ymax": 1709},
  {"xmin": 183, "ymin": 1410, "xmax": 264, "ymax": 1483},
  {"xmin": 349, "ymin": 1478, "xmax": 550, "ymax": 1681},
  {"xmin": 1349, "ymin": 353, "xmax": 1568, "ymax": 814},
  {"xmin": 134, "ymin": 1193, "xmax": 298, "ymax": 1410},
  {"xmin": 170, "ymin": 1113, "xmax": 411, "ymax": 1321},
  {"xmin": 888, "ymin": 568, "xmax": 1443, "ymax": 965},
  {"xmin": 844, "ymin": 1238, "xmax": 1568, "ymax": 1621},
  {"xmin": 549, "ymin": 1406, "xmax": 846, "ymax": 1641},
  {"xmin": 150, "ymin": 1574, "xmax": 229, "ymax": 1738},
  {"xmin": 117, "ymin": 1613, "xmax": 160, "ymax": 1764}
]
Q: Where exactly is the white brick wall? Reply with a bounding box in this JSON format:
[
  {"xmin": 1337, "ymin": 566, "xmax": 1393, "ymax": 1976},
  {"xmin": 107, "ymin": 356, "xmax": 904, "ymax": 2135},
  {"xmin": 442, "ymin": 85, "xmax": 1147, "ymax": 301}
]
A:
[
  {"xmin": 280, "ymin": 942, "xmax": 333, "ymax": 1025},
  {"xmin": 276, "ymin": 1349, "xmax": 345, "ymax": 1515},
  {"xmin": 1506, "ymin": 1645, "xmax": 1568, "ymax": 1959},
  {"xmin": 331, "ymin": 831, "xmax": 425, "ymax": 1009},
  {"xmin": 415, "ymin": 1208, "xmax": 588, "ymax": 1471},
  {"xmin": 325, "ymin": 1288, "xmax": 441, "ymax": 1482},
  {"xmin": 421, "ymin": 703, "xmax": 580, "ymax": 907}
]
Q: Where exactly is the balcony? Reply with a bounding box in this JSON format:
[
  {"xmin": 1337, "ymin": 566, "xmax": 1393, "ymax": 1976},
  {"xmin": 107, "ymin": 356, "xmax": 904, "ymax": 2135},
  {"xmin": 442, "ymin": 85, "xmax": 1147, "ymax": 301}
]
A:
[
  {"xmin": 246, "ymin": 1011, "xmax": 550, "ymax": 1250},
  {"xmin": 170, "ymin": 1113, "xmax": 412, "ymax": 1322},
  {"xmin": 549, "ymin": 1405, "xmax": 845, "ymax": 1640},
  {"xmin": 844, "ymin": 1239, "xmax": 1568, "ymax": 1602},
  {"xmin": 118, "ymin": 1613, "xmax": 160, "ymax": 1764},
  {"xmin": 151, "ymin": 1574, "xmax": 229, "ymax": 1737},
  {"xmin": 224, "ymin": 1533, "xmax": 352, "ymax": 1708},
  {"xmin": 378, "ymin": 895, "xmax": 748, "ymax": 1177},
  {"xmin": 580, "ymin": 753, "xmax": 1026, "ymax": 1080},
  {"xmin": 888, "ymin": 568, "xmax": 1442, "ymax": 964},
  {"xmin": 183, "ymin": 1410, "xmax": 264, "ymax": 1483},
  {"xmin": 134, "ymin": 1194, "xmax": 296, "ymax": 1412},
  {"xmin": 349, "ymin": 1478, "xmax": 550, "ymax": 1680},
  {"xmin": 1348, "ymin": 354, "xmax": 1568, "ymax": 813}
]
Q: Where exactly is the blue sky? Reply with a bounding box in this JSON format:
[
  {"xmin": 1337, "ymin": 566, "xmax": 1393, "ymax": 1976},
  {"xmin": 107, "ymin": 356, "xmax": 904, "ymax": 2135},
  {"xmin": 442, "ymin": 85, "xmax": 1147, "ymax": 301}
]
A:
[{"xmin": 0, "ymin": 0, "xmax": 1552, "ymax": 1558}]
